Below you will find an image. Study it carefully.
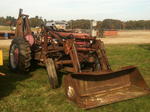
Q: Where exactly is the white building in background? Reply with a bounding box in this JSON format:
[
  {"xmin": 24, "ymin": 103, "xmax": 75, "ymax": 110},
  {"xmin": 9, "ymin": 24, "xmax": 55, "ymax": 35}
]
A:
[{"xmin": 46, "ymin": 21, "xmax": 68, "ymax": 30}]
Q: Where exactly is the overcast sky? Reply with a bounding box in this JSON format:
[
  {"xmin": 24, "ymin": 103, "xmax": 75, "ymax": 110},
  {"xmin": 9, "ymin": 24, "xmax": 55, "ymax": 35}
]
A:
[{"xmin": 0, "ymin": 0, "xmax": 150, "ymax": 21}]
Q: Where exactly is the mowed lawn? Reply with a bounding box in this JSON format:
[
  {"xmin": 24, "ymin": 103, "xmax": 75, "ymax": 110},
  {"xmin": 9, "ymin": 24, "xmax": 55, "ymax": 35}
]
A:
[{"xmin": 0, "ymin": 44, "xmax": 150, "ymax": 112}]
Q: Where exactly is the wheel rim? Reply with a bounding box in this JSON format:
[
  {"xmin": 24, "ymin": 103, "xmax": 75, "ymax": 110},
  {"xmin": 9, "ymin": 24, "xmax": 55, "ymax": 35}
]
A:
[{"xmin": 10, "ymin": 44, "xmax": 19, "ymax": 69}]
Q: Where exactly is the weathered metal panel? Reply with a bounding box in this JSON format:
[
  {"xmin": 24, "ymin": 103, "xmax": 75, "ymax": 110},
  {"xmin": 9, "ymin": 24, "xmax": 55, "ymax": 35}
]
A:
[{"xmin": 64, "ymin": 66, "xmax": 150, "ymax": 109}]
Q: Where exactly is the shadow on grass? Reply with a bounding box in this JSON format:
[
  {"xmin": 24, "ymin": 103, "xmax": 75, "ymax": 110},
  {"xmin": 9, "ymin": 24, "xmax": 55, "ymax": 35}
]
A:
[
  {"xmin": 0, "ymin": 59, "xmax": 32, "ymax": 99},
  {"xmin": 30, "ymin": 61, "xmax": 65, "ymax": 88},
  {"xmin": 58, "ymin": 71, "xmax": 66, "ymax": 87},
  {"xmin": 138, "ymin": 44, "xmax": 150, "ymax": 51}
]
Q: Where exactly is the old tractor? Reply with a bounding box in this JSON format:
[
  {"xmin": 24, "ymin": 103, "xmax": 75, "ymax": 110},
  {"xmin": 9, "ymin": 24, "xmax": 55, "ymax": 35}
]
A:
[{"xmin": 9, "ymin": 9, "xmax": 150, "ymax": 109}]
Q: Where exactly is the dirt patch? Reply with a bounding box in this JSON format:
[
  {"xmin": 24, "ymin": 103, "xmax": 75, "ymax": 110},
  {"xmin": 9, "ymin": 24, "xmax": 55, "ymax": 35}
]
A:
[
  {"xmin": 101, "ymin": 30, "xmax": 150, "ymax": 44},
  {"xmin": 0, "ymin": 40, "xmax": 12, "ymax": 47},
  {"xmin": 101, "ymin": 36, "xmax": 150, "ymax": 44}
]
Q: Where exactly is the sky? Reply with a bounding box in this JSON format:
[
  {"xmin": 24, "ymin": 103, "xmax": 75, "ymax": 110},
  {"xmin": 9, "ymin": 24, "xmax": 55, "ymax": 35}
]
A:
[{"xmin": 0, "ymin": 0, "xmax": 150, "ymax": 21}]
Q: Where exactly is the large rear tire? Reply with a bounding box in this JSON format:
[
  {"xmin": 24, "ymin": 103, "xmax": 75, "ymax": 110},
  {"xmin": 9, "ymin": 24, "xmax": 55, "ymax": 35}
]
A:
[
  {"xmin": 45, "ymin": 58, "xmax": 59, "ymax": 89},
  {"xmin": 9, "ymin": 37, "xmax": 31, "ymax": 72}
]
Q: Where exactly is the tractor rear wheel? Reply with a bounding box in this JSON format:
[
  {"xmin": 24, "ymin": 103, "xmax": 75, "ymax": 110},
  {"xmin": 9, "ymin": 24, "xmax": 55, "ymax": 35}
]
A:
[
  {"xmin": 45, "ymin": 58, "xmax": 59, "ymax": 89},
  {"xmin": 9, "ymin": 37, "xmax": 31, "ymax": 72}
]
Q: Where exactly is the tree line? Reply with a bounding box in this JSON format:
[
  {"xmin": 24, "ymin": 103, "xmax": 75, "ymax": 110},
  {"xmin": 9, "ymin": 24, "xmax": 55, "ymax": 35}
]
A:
[
  {"xmin": 67, "ymin": 19, "xmax": 150, "ymax": 30},
  {"xmin": 0, "ymin": 16, "xmax": 150, "ymax": 30},
  {"xmin": 0, "ymin": 16, "xmax": 44, "ymax": 27}
]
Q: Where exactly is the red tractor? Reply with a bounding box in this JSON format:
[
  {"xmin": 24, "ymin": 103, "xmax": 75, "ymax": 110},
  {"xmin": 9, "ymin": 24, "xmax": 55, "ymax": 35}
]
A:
[{"xmin": 9, "ymin": 9, "xmax": 150, "ymax": 109}]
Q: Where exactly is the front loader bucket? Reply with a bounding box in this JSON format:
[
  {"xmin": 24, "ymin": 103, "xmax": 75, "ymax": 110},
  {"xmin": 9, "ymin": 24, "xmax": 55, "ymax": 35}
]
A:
[{"xmin": 64, "ymin": 66, "xmax": 150, "ymax": 109}]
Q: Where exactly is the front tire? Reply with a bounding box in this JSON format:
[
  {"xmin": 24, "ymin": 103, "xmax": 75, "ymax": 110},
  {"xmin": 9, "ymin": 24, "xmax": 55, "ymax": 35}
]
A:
[{"xmin": 9, "ymin": 37, "xmax": 31, "ymax": 72}]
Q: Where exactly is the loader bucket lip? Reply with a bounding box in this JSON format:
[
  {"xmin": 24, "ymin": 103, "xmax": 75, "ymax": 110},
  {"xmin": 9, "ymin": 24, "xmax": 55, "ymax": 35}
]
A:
[
  {"xmin": 83, "ymin": 92, "xmax": 150, "ymax": 110},
  {"xmin": 73, "ymin": 65, "xmax": 136, "ymax": 76}
]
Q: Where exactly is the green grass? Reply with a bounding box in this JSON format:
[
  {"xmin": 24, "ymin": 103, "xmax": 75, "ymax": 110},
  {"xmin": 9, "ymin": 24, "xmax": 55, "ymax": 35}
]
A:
[{"xmin": 0, "ymin": 44, "xmax": 150, "ymax": 112}]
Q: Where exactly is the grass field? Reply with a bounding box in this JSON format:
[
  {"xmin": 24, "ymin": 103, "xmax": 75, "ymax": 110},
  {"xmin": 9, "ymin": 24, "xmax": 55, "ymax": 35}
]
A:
[{"xmin": 0, "ymin": 44, "xmax": 150, "ymax": 112}]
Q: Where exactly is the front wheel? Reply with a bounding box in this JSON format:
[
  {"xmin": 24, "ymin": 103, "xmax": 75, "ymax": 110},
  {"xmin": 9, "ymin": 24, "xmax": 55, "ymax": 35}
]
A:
[{"xmin": 9, "ymin": 37, "xmax": 31, "ymax": 72}]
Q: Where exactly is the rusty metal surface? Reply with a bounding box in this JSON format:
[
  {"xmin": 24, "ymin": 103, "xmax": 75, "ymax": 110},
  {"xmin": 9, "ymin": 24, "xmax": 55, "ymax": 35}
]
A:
[
  {"xmin": 12, "ymin": 10, "xmax": 150, "ymax": 109},
  {"xmin": 15, "ymin": 9, "xmax": 32, "ymax": 38},
  {"xmin": 64, "ymin": 67, "xmax": 150, "ymax": 109}
]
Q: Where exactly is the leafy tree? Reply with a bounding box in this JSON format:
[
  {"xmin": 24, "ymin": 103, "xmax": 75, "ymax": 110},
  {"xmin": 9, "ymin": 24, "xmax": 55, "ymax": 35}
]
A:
[
  {"xmin": 102, "ymin": 19, "xmax": 123, "ymax": 29},
  {"xmin": 29, "ymin": 16, "xmax": 44, "ymax": 27},
  {"xmin": 67, "ymin": 19, "xmax": 91, "ymax": 29},
  {"xmin": 0, "ymin": 15, "xmax": 150, "ymax": 30}
]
